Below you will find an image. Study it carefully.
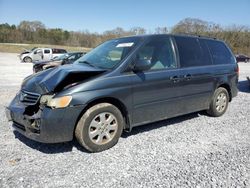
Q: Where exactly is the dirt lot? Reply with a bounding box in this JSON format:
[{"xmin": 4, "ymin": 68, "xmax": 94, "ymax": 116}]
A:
[{"xmin": 0, "ymin": 52, "xmax": 249, "ymax": 187}]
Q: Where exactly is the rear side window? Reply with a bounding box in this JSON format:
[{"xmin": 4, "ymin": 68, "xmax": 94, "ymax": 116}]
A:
[
  {"xmin": 206, "ymin": 40, "xmax": 235, "ymax": 64},
  {"xmin": 175, "ymin": 37, "xmax": 212, "ymax": 67},
  {"xmin": 44, "ymin": 49, "xmax": 50, "ymax": 54}
]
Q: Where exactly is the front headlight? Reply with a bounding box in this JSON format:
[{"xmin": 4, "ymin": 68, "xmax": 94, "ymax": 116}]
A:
[{"xmin": 40, "ymin": 95, "xmax": 72, "ymax": 108}]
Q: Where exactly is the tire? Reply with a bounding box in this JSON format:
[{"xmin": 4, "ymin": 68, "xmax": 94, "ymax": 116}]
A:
[
  {"xmin": 23, "ymin": 57, "xmax": 32, "ymax": 63},
  {"xmin": 207, "ymin": 87, "xmax": 229, "ymax": 117},
  {"xmin": 75, "ymin": 103, "xmax": 124, "ymax": 152}
]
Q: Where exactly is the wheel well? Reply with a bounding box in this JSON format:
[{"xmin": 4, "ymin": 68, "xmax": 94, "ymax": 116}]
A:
[
  {"xmin": 218, "ymin": 84, "xmax": 232, "ymax": 101},
  {"xmin": 23, "ymin": 56, "xmax": 32, "ymax": 61},
  {"xmin": 75, "ymin": 97, "xmax": 130, "ymax": 131}
]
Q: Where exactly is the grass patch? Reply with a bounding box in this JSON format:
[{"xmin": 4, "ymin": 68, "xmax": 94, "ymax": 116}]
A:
[{"xmin": 0, "ymin": 43, "xmax": 92, "ymax": 54}]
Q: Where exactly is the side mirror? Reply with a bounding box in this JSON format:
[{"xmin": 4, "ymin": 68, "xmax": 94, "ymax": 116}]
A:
[{"xmin": 133, "ymin": 59, "xmax": 151, "ymax": 72}]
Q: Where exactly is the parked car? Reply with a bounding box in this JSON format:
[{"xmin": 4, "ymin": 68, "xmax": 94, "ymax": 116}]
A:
[
  {"xmin": 6, "ymin": 34, "xmax": 238, "ymax": 152},
  {"xmin": 33, "ymin": 52, "xmax": 85, "ymax": 73},
  {"xmin": 235, "ymin": 54, "xmax": 250, "ymax": 63},
  {"xmin": 20, "ymin": 48, "xmax": 67, "ymax": 63}
]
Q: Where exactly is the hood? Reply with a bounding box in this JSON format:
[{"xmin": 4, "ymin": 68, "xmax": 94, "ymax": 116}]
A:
[
  {"xmin": 20, "ymin": 51, "xmax": 30, "ymax": 55},
  {"xmin": 22, "ymin": 64, "xmax": 106, "ymax": 94}
]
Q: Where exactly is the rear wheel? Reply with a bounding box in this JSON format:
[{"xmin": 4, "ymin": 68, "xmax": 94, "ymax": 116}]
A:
[
  {"xmin": 207, "ymin": 87, "xmax": 229, "ymax": 117},
  {"xmin": 23, "ymin": 57, "xmax": 32, "ymax": 63},
  {"xmin": 75, "ymin": 103, "xmax": 124, "ymax": 152}
]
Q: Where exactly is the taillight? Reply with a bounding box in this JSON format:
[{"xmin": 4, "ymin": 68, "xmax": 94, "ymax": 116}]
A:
[{"xmin": 235, "ymin": 64, "xmax": 239, "ymax": 75}]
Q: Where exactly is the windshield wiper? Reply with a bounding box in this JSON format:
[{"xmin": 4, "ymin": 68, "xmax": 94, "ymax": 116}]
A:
[{"xmin": 78, "ymin": 60, "xmax": 111, "ymax": 70}]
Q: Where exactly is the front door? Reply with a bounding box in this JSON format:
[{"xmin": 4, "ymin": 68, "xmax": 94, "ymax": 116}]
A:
[
  {"xmin": 131, "ymin": 36, "xmax": 183, "ymax": 126},
  {"xmin": 32, "ymin": 49, "xmax": 43, "ymax": 61}
]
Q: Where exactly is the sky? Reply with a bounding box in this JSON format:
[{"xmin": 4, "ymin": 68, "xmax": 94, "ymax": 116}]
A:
[{"xmin": 0, "ymin": 0, "xmax": 250, "ymax": 33}]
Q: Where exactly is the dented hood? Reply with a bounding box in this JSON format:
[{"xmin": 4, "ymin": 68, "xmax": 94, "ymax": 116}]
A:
[{"xmin": 22, "ymin": 64, "xmax": 106, "ymax": 94}]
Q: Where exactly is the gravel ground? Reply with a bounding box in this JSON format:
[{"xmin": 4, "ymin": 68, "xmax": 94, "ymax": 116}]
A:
[{"xmin": 0, "ymin": 52, "xmax": 249, "ymax": 187}]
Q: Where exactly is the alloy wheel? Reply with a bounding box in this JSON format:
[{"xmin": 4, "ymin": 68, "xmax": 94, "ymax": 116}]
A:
[{"xmin": 88, "ymin": 112, "xmax": 118, "ymax": 145}]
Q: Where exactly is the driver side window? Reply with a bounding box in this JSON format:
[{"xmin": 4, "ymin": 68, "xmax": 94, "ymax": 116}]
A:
[
  {"xmin": 136, "ymin": 37, "xmax": 176, "ymax": 71},
  {"xmin": 34, "ymin": 49, "xmax": 42, "ymax": 54}
]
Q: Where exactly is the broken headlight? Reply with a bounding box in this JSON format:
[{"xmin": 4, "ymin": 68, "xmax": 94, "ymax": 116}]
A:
[{"xmin": 40, "ymin": 95, "xmax": 72, "ymax": 109}]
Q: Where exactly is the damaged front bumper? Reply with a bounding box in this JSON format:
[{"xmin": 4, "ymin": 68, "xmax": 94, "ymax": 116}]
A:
[{"xmin": 6, "ymin": 94, "xmax": 86, "ymax": 143}]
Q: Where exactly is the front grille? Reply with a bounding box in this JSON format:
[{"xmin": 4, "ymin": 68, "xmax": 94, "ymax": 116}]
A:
[{"xmin": 20, "ymin": 90, "xmax": 41, "ymax": 105}]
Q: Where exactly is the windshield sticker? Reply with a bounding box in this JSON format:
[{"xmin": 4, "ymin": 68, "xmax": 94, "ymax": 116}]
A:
[{"xmin": 116, "ymin": 42, "xmax": 134, "ymax": 48}]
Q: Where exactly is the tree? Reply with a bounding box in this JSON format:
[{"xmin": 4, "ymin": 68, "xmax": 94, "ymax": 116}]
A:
[
  {"xmin": 130, "ymin": 27, "xmax": 146, "ymax": 35},
  {"xmin": 0, "ymin": 19, "xmax": 249, "ymax": 56},
  {"xmin": 155, "ymin": 27, "xmax": 168, "ymax": 34},
  {"xmin": 171, "ymin": 18, "xmax": 210, "ymax": 34}
]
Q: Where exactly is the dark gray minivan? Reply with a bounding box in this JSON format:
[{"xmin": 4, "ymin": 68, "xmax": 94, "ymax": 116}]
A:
[{"xmin": 6, "ymin": 34, "xmax": 238, "ymax": 152}]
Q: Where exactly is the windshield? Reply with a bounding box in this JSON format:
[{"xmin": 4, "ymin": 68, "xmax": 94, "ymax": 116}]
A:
[
  {"xmin": 30, "ymin": 47, "xmax": 37, "ymax": 51},
  {"xmin": 75, "ymin": 37, "xmax": 139, "ymax": 69},
  {"xmin": 30, "ymin": 47, "xmax": 38, "ymax": 52}
]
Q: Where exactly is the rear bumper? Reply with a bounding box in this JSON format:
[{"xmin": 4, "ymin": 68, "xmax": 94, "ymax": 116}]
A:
[
  {"xmin": 6, "ymin": 96, "xmax": 86, "ymax": 143},
  {"xmin": 231, "ymin": 85, "xmax": 238, "ymax": 98},
  {"xmin": 231, "ymin": 75, "xmax": 238, "ymax": 99}
]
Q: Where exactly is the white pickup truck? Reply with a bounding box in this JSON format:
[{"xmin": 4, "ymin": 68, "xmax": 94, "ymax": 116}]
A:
[{"xmin": 20, "ymin": 48, "xmax": 67, "ymax": 63}]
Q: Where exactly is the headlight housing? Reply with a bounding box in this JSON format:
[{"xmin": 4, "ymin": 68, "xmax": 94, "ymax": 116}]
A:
[{"xmin": 40, "ymin": 95, "xmax": 72, "ymax": 109}]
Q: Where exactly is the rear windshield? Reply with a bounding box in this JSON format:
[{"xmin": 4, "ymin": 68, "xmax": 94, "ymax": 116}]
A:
[{"xmin": 206, "ymin": 40, "xmax": 235, "ymax": 64}]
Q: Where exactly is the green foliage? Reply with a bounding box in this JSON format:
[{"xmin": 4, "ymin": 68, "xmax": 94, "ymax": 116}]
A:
[{"xmin": 0, "ymin": 19, "xmax": 249, "ymax": 55}]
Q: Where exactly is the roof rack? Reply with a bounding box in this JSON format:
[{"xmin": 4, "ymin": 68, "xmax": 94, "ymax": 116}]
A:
[{"xmin": 175, "ymin": 33, "xmax": 217, "ymax": 40}]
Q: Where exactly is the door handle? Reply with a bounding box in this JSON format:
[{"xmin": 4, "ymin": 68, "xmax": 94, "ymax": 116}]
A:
[
  {"xmin": 183, "ymin": 74, "xmax": 192, "ymax": 81},
  {"xmin": 170, "ymin": 76, "xmax": 180, "ymax": 83}
]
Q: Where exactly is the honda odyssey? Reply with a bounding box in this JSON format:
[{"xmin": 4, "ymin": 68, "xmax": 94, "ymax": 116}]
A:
[{"xmin": 6, "ymin": 34, "xmax": 238, "ymax": 152}]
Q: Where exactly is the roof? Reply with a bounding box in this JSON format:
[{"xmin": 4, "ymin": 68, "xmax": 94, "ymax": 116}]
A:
[{"xmin": 116, "ymin": 33, "xmax": 220, "ymax": 42}]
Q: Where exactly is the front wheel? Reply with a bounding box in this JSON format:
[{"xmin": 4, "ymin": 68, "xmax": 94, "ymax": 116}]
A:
[
  {"xmin": 207, "ymin": 87, "xmax": 229, "ymax": 117},
  {"xmin": 75, "ymin": 103, "xmax": 124, "ymax": 152},
  {"xmin": 23, "ymin": 57, "xmax": 32, "ymax": 63}
]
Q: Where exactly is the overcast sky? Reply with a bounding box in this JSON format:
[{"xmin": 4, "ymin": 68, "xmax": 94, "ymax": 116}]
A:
[{"xmin": 0, "ymin": 0, "xmax": 249, "ymax": 33}]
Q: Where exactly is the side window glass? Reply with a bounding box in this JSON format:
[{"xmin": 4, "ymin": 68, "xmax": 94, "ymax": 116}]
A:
[
  {"xmin": 35, "ymin": 50, "xmax": 42, "ymax": 54},
  {"xmin": 108, "ymin": 48, "xmax": 123, "ymax": 61},
  {"xmin": 52, "ymin": 49, "xmax": 60, "ymax": 54},
  {"xmin": 68, "ymin": 55, "xmax": 76, "ymax": 60},
  {"xmin": 136, "ymin": 37, "xmax": 176, "ymax": 71},
  {"xmin": 44, "ymin": 50, "xmax": 50, "ymax": 54},
  {"xmin": 175, "ymin": 37, "xmax": 212, "ymax": 67},
  {"xmin": 206, "ymin": 40, "xmax": 234, "ymax": 64}
]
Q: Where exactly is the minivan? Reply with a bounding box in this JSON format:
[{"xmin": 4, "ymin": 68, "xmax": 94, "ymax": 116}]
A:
[{"xmin": 6, "ymin": 34, "xmax": 238, "ymax": 152}]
